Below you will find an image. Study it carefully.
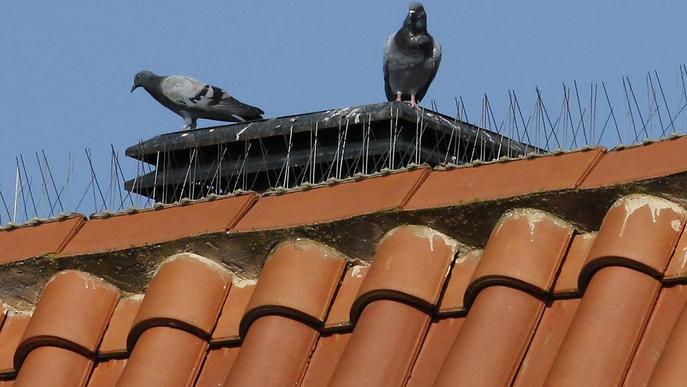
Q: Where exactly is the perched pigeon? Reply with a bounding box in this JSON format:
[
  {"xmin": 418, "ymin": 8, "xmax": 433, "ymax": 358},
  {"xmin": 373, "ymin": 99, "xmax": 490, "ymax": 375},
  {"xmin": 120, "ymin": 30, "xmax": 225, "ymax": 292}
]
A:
[
  {"xmin": 131, "ymin": 71, "xmax": 264, "ymax": 130},
  {"xmin": 383, "ymin": 2, "xmax": 442, "ymax": 107}
]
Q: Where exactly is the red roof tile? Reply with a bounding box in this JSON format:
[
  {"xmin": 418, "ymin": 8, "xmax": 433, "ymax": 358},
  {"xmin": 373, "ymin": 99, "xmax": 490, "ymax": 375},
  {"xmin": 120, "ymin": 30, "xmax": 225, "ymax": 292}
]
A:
[
  {"xmin": 404, "ymin": 149, "xmax": 603, "ymax": 210},
  {"xmin": 329, "ymin": 300, "xmax": 430, "ymax": 387},
  {"xmin": 195, "ymin": 347, "xmax": 239, "ymax": 387},
  {"xmin": 353, "ymin": 225, "xmax": 457, "ymax": 319},
  {"xmin": 60, "ymin": 194, "xmax": 255, "ymax": 256},
  {"xmin": 554, "ymin": 232, "xmax": 596, "ymax": 295},
  {"xmin": 406, "ymin": 317, "xmax": 464, "ymax": 387},
  {"xmin": 514, "ymin": 299, "xmax": 581, "ymax": 386},
  {"xmin": 580, "ymin": 136, "xmax": 687, "ymax": 188},
  {"xmin": 128, "ymin": 254, "xmax": 231, "ymax": 350},
  {"xmin": 98, "ymin": 296, "xmax": 141, "ymax": 358},
  {"xmin": 5, "ymin": 138, "xmax": 687, "ymax": 386},
  {"xmin": 211, "ymin": 281, "xmax": 255, "ymax": 346},
  {"xmin": 582, "ymin": 194, "xmax": 685, "ymax": 290},
  {"xmin": 117, "ymin": 326, "xmax": 207, "ymax": 387},
  {"xmin": 86, "ymin": 359, "xmax": 126, "ymax": 387},
  {"xmin": 234, "ymin": 168, "xmax": 428, "ymax": 232},
  {"xmin": 324, "ymin": 265, "xmax": 368, "ymax": 331},
  {"xmin": 625, "ymin": 285, "xmax": 687, "ymax": 386},
  {"xmin": 664, "ymin": 228, "xmax": 687, "ymax": 281},
  {"xmin": 434, "ymin": 286, "xmax": 544, "ymax": 386},
  {"xmin": 0, "ymin": 215, "xmax": 84, "ymax": 265},
  {"xmin": 15, "ymin": 271, "xmax": 118, "ymax": 369},
  {"xmin": 241, "ymin": 239, "xmax": 345, "ymax": 336},
  {"xmin": 438, "ymin": 249, "xmax": 481, "ymax": 315},
  {"xmin": 301, "ymin": 333, "xmax": 351, "ymax": 387},
  {"xmin": 14, "ymin": 346, "xmax": 93, "ymax": 387},
  {"xmin": 546, "ymin": 266, "xmax": 661, "ymax": 386},
  {"xmin": 0, "ymin": 314, "xmax": 30, "ymax": 377},
  {"xmin": 467, "ymin": 209, "xmax": 573, "ymax": 304},
  {"xmin": 645, "ymin": 289, "xmax": 687, "ymax": 385},
  {"xmin": 226, "ymin": 315, "xmax": 318, "ymax": 386}
]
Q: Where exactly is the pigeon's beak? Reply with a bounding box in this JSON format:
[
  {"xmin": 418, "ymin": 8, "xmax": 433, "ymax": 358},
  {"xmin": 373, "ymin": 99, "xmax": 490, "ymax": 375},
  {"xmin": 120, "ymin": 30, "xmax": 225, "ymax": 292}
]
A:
[{"xmin": 130, "ymin": 84, "xmax": 138, "ymax": 93}]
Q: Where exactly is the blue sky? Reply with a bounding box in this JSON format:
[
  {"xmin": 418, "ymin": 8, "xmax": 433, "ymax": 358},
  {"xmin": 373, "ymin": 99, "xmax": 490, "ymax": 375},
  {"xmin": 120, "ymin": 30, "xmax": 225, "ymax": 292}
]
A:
[{"xmin": 0, "ymin": 1, "xmax": 686, "ymax": 220}]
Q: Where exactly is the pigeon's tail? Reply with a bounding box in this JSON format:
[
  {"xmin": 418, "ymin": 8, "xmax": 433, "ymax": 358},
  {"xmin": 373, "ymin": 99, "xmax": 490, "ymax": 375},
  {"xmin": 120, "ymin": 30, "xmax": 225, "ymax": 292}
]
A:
[{"xmin": 218, "ymin": 97, "xmax": 264, "ymax": 121}]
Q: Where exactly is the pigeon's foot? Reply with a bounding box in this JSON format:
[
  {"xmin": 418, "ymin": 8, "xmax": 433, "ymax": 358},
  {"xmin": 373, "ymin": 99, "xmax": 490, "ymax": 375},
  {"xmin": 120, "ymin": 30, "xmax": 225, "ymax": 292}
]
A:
[
  {"xmin": 396, "ymin": 92, "xmax": 402, "ymax": 102},
  {"xmin": 409, "ymin": 95, "xmax": 418, "ymax": 109}
]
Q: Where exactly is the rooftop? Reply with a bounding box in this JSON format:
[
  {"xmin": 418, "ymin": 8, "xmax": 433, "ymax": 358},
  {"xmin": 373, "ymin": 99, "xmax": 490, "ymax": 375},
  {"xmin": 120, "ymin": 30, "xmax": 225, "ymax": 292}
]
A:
[{"xmin": 0, "ymin": 135, "xmax": 687, "ymax": 385}]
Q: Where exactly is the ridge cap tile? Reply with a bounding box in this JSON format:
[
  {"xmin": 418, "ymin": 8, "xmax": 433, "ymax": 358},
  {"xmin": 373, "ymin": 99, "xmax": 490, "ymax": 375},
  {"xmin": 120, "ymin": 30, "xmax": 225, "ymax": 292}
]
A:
[
  {"xmin": 404, "ymin": 148, "xmax": 603, "ymax": 210},
  {"xmin": 232, "ymin": 168, "xmax": 429, "ymax": 232},
  {"xmin": 0, "ymin": 215, "xmax": 86, "ymax": 265},
  {"xmin": 240, "ymin": 238, "xmax": 346, "ymax": 337},
  {"xmin": 581, "ymin": 194, "xmax": 686, "ymax": 291},
  {"xmin": 58, "ymin": 193, "xmax": 256, "ymax": 257},
  {"xmin": 580, "ymin": 134, "xmax": 687, "ymax": 189},
  {"xmin": 128, "ymin": 253, "xmax": 232, "ymax": 351},
  {"xmin": 465, "ymin": 208, "xmax": 574, "ymax": 306},
  {"xmin": 14, "ymin": 270, "xmax": 118, "ymax": 370},
  {"xmin": 352, "ymin": 225, "xmax": 458, "ymax": 322}
]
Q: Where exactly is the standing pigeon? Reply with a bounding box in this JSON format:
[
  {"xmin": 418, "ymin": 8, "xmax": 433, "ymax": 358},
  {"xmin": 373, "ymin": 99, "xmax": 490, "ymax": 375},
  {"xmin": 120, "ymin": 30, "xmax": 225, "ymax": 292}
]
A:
[
  {"xmin": 131, "ymin": 70, "xmax": 264, "ymax": 130},
  {"xmin": 383, "ymin": 2, "xmax": 442, "ymax": 108}
]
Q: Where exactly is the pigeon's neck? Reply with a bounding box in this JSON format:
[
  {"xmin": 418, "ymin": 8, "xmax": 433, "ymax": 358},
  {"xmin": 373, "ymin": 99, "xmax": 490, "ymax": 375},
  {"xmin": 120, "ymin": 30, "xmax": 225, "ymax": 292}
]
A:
[
  {"xmin": 396, "ymin": 26, "xmax": 433, "ymax": 53},
  {"xmin": 142, "ymin": 75, "xmax": 164, "ymax": 98}
]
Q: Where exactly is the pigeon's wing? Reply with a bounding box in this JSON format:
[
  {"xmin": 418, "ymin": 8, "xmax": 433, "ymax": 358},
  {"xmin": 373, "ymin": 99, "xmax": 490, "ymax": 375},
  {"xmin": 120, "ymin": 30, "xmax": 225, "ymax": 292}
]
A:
[
  {"xmin": 161, "ymin": 76, "xmax": 263, "ymax": 120},
  {"xmin": 160, "ymin": 76, "xmax": 208, "ymax": 108},
  {"xmin": 415, "ymin": 39, "xmax": 442, "ymax": 102},
  {"xmin": 383, "ymin": 35, "xmax": 397, "ymax": 101}
]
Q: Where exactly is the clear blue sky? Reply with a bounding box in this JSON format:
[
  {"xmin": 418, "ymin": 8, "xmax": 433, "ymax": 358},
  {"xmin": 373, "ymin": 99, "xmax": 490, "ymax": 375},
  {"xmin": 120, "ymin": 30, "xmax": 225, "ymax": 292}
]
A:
[{"xmin": 0, "ymin": 1, "xmax": 686, "ymax": 220}]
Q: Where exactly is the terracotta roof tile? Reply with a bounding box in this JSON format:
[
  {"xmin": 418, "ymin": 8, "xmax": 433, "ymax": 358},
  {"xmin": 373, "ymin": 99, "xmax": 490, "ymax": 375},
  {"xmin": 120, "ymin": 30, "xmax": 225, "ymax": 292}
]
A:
[
  {"xmin": 581, "ymin": 194, "xmax": 685, "ymax": 291},
  {"xmin": 15, "ymin": 271, "xmax": 118, "ymax": 369},
  {"xmin": 14, "ymin": 346, "xmax": 93, "ymax": 387},
  {"xmin": 211, "ymin": 281, "xmax": 255, "ymax": 346},
  {"xmin": 233, "ymin": 168, "xmax": 428, "ymax": 232},
  {"xmin": 5, "ymin": 138, "xmax": 687, "ymax": 386},
  {"xmin": 546, "ymin": 266, "xmax": 661, "ymax": 386},
  {"xmin": 580, "ymin": 136, "xmax": 687, "ymax": 188},
  {"xmin": 301, "ymin": 333, "xmax": 351, "ymax": 387},
  {"xmin": 353, "ymin": 226, "xmax": 457, "ymax": 321},
  {"xmin": 513, "ymin": 299, "xmax": 581, "ymax": 387},
  {"xmin": 404, "ymin": 149, "xmax": 603, "ymax": 210},
  {"xmin": 625, "ymin": 285, "xmax": 687, "ymax": 386},
  {"xmin": 324, "ymin": 265, "xmax": 368, "ymax": 331},
  {"xmin": 466, "ymin": 209, "xmax": 573, "ymax": 306},
  {"xmin": 434, "ymin": 286, "xmax": 544, "ymax": 386},
  {"xmin": 241, "ymin": 239, "xmax": 345, "ymax": 336},
  {"xmin": 60, "ymin": 194, "xmax": 255, "ymax": 256},
  {"xmin": 0, "ymin": 314, "xmax": 30, "ymax": 377},
  {"xmin": 117, "ymin": 326, "xmax": 207, "ymax": 387},
  {"xmin": 438, "ymin": 249, "xmax": 481, "ymax": 315},
  {"xmin": 128, "ymin": 254, "xmax": 231, "ymax": 350},
  {"xmin": 195, "ymin": 347, "xmax": 239, "ymax": 387},
  {"xmin": 645, "ymin": 290, "xmax": 687, "ymax": 385},
  {"xmin": 406, "ymin": 317, "xmax": 464, "ymax": 387},
  {"xmin": 0, "ymin": 215, "xmax": 84, "ymax": 265},
  {"xmin": 226, "ymin": 315, "xmax": 318, "ymax": 386},
  {"xmin": 86, "ymin": 359, "xmax": 126, "ymax": 387},
  {"xmin": 664, "ymin": 229, "xmax": 687, "ymax": 281},
  {"xmin": 329, "ymin": 300, "xmax": 430, "ymax": 387},
  {"xmin": 554, "ymin": 232, "xmax": 596, "ymax": 295},
  {"xmin": 98, "ymin": 296, "xmax": 141, "ymax": 358}
]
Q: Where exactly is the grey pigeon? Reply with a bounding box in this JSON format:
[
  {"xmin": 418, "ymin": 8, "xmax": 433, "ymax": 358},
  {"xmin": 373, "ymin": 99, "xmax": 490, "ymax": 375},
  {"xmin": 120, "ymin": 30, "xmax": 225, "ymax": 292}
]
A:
[
  {"xmin": 131, "ymin": 70, "xmax": 264, "ymax": 130},
  {"xmin": 383, "ymin": 2, "xmax": 442, "ymax": 107}
]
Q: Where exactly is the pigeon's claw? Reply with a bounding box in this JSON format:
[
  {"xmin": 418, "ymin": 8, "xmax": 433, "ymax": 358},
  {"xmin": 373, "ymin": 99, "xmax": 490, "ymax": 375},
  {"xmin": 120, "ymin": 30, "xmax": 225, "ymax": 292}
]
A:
[{"xmin": 409, "ymin": 95, "xmax": 418, "ymax": 109}]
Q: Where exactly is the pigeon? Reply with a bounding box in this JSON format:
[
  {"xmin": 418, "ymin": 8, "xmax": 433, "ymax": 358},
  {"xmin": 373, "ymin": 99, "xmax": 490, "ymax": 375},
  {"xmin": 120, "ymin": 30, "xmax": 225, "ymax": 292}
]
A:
[
  {"xmin": 383, "ymin": 2, "xmax": 442, "ymax": 108},
  {"xmin": 131, "ymin": 70, "xmax": 264, "ymax": 130}
]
